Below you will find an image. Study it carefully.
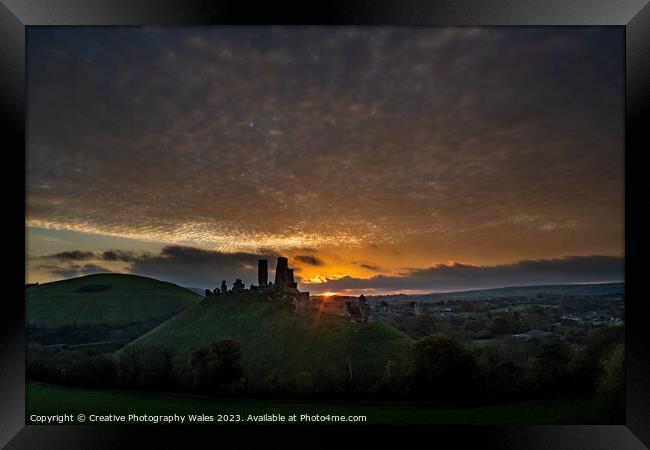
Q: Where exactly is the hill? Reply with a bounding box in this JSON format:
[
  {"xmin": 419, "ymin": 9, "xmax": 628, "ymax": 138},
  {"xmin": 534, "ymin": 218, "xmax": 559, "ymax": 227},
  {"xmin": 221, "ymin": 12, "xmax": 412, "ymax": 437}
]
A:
[
  {"xmin": 125, "ymin": 291, "xmax": 410, "ymax": 385},
  {"xmin": 26, "ymin": 273, "xmax": 202, "ymax": 329},
  {"xmin": 369, "ymin": 282, "xmax": 624, "ymax": 303}
]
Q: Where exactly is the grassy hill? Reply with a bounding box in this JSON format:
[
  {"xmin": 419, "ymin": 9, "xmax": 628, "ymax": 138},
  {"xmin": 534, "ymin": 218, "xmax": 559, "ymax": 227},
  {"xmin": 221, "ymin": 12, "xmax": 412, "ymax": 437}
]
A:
[
  {"xmin": 369, "ymin": 282, "xmax": 624, "ymax": 302},
  {"xmin": 126, "ymin": 291, "xmax": 410, "ymax": 384},
  {"xmin": 27, "ymin": 273, "xmax": 202, "ymax": 328}
]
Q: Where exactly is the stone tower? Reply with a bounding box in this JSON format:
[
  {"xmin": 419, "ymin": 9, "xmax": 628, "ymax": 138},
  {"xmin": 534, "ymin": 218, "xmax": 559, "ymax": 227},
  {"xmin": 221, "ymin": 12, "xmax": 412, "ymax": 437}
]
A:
[
  {"xmin": 258, "ymin": 259, "xmax": 268, "ymax": 287},
  {"xmin": 274, "ymin": 256, "xmax": 289, "ymax": 286},
  {"xmin": 287, "ymin": 268, "xmax": 297, "ymax": 288}
]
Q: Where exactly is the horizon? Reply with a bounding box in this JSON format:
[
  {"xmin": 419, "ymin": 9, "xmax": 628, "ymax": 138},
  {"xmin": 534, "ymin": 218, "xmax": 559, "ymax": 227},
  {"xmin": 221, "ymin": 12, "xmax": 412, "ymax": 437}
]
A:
[
  {"xmin": 26, "ymin": 27, "xmax": 624, "ymax": 295},
  {"xmin": 27, "ymin": 269, "xmax": 624, "ymax": 298}
]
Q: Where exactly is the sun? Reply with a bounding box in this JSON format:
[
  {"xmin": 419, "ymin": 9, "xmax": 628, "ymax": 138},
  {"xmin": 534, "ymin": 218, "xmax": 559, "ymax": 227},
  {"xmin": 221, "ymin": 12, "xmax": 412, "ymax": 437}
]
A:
[{"xmin": 322, "ymin": 292, "xmax": 336, "ymax": 297}]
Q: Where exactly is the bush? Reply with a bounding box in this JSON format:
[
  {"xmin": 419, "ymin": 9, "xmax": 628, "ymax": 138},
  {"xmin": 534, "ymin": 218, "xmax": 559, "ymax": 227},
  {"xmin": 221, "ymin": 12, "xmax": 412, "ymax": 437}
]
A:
[
  {"xmin": 409, "ymin": 334, "xmax": 478, "ymax": 400},
  {"xmin": 399, "ymin": 315, "xmax": 438, "ymax": 339},
  {"xmin": 27, "ymin": 350, "xmax": 118, "ymax": 388},
  {"xmin": 570, "ymin": 326, "xmax": 624, "ymax": 392},
  {"xmin": 295, "ymin": 371, "xmax": 314, "ymax": 395},
  {"xmin": 477, "ymin": 360, "xmax": 525, "ymax": 402},
  {"xmin": 527, "ymin": 340, "xmax": 573, "ymax": 395},
  {"xmin": 464, "ymin": 319, "xmax": 484, "ymax": 333},
  {"xmin": 189, "ymin": 339, "xmax": 243, "ymax": 394},
  {"xmin": 488, "ymin": 316, "xmax": 513, "ymax": 335},
  {"xmin": 597, "ymin": 342, "xmax": 624, "ymax": 422},
  {"xmin": 117, "ymin": 345, "xmax": 175, "ymax": 391}
]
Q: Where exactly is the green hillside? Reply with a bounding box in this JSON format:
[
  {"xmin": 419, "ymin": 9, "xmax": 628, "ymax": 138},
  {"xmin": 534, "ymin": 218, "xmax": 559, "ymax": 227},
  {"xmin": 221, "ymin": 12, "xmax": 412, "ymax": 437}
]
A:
[
  {"xmin": 27, "ymin": 273, "xmax": 202, "ymax": 328},
  {"xmin": 126, "ymin": 292, "xmax": 411, "ymax": 384}
]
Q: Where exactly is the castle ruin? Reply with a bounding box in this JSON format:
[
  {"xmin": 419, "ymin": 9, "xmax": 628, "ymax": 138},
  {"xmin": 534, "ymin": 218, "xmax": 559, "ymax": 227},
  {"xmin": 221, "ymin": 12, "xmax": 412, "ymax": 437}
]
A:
[{"xmin": 204, "ymin": 256, "xmax": 368, "ymax": 323}]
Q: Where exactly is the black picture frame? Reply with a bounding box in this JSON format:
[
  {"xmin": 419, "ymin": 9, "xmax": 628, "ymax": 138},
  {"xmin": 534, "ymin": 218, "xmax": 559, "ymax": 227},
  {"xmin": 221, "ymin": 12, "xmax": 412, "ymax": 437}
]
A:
[{"xmin": 2, "ymin": 1, "xmax": 649, "ymax": 448}]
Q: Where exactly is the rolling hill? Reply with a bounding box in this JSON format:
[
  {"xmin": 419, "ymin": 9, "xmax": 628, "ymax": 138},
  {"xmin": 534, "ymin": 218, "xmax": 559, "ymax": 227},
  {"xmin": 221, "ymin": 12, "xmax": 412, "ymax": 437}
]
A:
[
  {"xmin": 368, "ymin": 282, "xmax": 624, "ymax": 303},
  {"xmin": 26, "ymin": 273, "xmax": 202, "ymax": 329},
  {"xmin": 125, "ymin": 291, "xmax": 411, "ymax": 384}
]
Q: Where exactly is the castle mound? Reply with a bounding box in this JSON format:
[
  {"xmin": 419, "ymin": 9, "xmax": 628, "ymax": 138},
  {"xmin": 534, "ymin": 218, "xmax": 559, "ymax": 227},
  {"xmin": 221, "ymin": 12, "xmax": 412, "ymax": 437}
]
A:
[
  {"xmin": 27, "ymin": 273, "xmax": 202, "ymax": 328},
  {"xmin": 125, "ymin": 291, "xmax": 410, "ymax": 385}
]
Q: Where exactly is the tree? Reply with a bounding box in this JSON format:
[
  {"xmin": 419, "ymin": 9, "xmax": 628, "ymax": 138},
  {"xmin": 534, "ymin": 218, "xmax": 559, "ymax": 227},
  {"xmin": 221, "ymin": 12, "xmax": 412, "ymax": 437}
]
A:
[
  {"xmin": 464, "ymin": 319, "xmax": 484, "ymax": 333},
  {"xmin": 570, "ymin": 326, "xmax": 624, "ymax": 392},
  {"xmin": 597, "ymin": 342, "xmax": 624, "ymax": 422},
  {"xmin": 400, "ymin": 315, "xmax": 438, "ymax": 339},
  {"xmin": 295, "ymin": 371, "xmax": 314, "ymax": 395},
  {"xmin": 527, "ymin": 340, "xmax": 573, "ymax": 395},
  {"xmin": 190, "ymin": 339, "xmax": 243, "ymax": 393},
  {"xmin": 489, "ymin": 316, "xmax": 512, "ymax": 335},
  {"xmin": 117, "ymin": 345, "xmax": 174, "ymax": 391},
  {"xmin": 409, "ymin": 334, "xmax": 478, "ymax": 400}
]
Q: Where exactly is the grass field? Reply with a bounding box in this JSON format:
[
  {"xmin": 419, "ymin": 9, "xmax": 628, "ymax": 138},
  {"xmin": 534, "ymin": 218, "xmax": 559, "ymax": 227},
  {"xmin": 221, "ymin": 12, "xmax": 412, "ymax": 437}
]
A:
[
  {"xmin": 471, "ymin": 338, "xmax": 496, "ymax": 348},
  {"xmin": 27, "ymin": 274, "xmax": 202, "ymax": 328},
  {"xmin": 26, "ymin": 383, "xmax": 609, "ymax": 425},
  {"xmin": 126, "ymin": 292, "xmax": 411, "ymax": 382}
]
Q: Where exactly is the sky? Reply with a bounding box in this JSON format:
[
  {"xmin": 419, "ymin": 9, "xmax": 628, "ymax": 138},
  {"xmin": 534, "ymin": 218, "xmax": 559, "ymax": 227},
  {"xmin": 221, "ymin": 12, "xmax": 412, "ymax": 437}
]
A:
[{"xmin": 26, "ymin": 26, "xmax": 624, "ymax": 294}]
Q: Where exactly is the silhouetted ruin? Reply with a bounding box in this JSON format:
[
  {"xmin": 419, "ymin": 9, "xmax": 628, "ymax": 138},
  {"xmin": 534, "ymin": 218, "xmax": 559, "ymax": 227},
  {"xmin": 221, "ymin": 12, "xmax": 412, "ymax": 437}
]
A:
[
  {"xmin": 258, "ymin": 259, "xmax": 268, "ymax": 287},
  {"xmin": 203, "ymin": 256, "xmax": 367, "ymax": 323},
  {"xmin": 233, "ymin": 279, "xmax": 245, "ymax": 292},
  {"xmin": 274, "ymin": 257, "xmax": 290, "ymax": 286}
]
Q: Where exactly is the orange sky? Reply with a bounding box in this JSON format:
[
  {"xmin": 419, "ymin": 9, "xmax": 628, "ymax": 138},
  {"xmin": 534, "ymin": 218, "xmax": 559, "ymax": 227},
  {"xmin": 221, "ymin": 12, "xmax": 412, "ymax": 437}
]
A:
[{"xmin": 26, "ymin": 27, "xmax": 624, "ymax": 293}]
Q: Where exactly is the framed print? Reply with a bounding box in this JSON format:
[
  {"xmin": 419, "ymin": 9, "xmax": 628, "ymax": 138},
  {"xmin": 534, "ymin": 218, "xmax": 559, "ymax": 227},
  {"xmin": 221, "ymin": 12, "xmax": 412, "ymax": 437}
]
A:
[{"xmin": 2, "ymin": 0, "xmax": 649, "ymax": 448}]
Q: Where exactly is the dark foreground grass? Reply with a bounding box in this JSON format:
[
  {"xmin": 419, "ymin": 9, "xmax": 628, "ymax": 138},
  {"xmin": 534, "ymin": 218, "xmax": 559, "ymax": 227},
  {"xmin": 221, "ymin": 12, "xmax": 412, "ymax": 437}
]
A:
[{"xmin": 26, "ymin": 383, "xmax": 609, "ymax": 425}]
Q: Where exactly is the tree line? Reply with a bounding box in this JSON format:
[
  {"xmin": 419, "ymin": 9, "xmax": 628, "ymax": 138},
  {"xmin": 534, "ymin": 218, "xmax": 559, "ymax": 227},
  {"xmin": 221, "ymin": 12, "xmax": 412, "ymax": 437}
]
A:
[{"xmin": 27, "ymin": 326, "xmax": 624, "ymax": 421}]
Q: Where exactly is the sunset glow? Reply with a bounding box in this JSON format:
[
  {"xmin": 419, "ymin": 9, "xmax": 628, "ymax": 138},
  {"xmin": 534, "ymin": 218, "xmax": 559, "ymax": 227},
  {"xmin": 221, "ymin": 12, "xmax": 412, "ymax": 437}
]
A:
[{"xmin": 26, "ymin": 27, "xmax": 624, "ymax": 294}]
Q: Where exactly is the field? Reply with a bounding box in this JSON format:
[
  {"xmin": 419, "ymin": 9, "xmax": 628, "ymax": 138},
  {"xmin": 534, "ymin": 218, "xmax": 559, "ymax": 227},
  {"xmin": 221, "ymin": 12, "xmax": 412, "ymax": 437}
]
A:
[
  {"xmin": 27, "ymin": 274, "xmax": 202, "ymax": 328},
  {"xmin": 26, "ymin": 383, "xmax": 610, "ymax": 425},
  {"xmin": 126, "ymin": 292, "xmax": 410, "ymax": 381}
]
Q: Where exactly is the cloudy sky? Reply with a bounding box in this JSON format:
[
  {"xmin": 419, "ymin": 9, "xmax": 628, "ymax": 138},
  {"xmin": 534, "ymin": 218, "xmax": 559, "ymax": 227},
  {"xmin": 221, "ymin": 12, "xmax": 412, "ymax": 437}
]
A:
[{"xmin": 26, "ymin": 27, "xmax": 624, "ymax": 294}]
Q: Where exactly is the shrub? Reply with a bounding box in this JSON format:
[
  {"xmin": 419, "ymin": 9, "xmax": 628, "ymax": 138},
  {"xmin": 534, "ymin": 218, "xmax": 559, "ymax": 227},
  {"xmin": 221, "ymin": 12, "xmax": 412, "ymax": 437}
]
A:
[
  {"xmin": 527, "ymin": 340, "xmax": 573, "ymax": 395},
  {"xmin": 597, "ymin": 342, "xmax": 625, "ymax": 422},
  {"xmin": 409, "ymin": 334, "xmax": 478, "ymax": 400},
  {"xmin": 189, "ymin": 339, "xmax": 243, "ymax": 394}
]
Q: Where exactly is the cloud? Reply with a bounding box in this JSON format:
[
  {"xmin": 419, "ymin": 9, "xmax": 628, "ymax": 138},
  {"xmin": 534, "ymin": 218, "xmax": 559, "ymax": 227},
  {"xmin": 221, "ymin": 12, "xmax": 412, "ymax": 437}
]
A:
[
  {"xmin": 294, "ymin": 255, "xmax": 324, "ymax": 266},
  {"xmin": 32, "ymin": 247, "xmax": 623, "ymax": 293},
  {"xmin": 303, "ymin": 255, "xmax": 624, "ymax": 293},
  {"xmin": 128, "ymin": 246, "xmax": 279, "ymax": 288},
  {"xmin": 26, "ymin": 27, "xmax": 624, "ymax": 259},
  {"xmin": 101, "ymin": 250, "xmax": 141, "ymax": 262},
  {"xmin": 44, "ymin": 251, "xmax": 95, "ymax": 261},
  {"xmin": 39, "ymin": 249, "xmax": 142, "ymax": 262},
  {"xmin": 35, "ymin": 263, "xmax": 112, "ymax": 278},
  {"xmin": 359, "ymin": 263, "xmax": 383, "ymax": 272},
  {"xmin": 34, "ymin": 245, "xmax": 281, "ymax": 287}
]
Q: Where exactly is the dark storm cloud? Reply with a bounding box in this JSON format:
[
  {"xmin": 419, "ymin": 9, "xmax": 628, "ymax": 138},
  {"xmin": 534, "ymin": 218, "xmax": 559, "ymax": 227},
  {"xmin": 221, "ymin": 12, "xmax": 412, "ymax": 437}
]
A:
[
  {"xmin": 26, "ymin": 27, "xmax": 624, "ymax": 255},
  {"xmin": 40, "ymin": 249, "xmax": 142, "ymax": 262},
  {"xmin": 304, "ymin": 255, "xmax": 624, "ymax": 293},
  {"xmin": 44, "ymin": 250, "xmax": 95, "ymax": 261},
  {"xmin": 294, "ymin": 255, "xmax": 324, "ymax": 266},
  {"xmin": 101, "ymin": 250, "xmax": 141, "ymax": 262},
  {"xmin": 36, "ymin": 263, "xmax": 112, "ymax": 278},
  {"xmin": 359, "ymin": 263, "xmax": 383, "ymax": 272},
  {"xmin": 35, "ymin": 246, "xmax": 279, "ymax": 287},
  {"xmin": 128, "ymin": 246, "xmax": 279, "ymax": 288}
]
